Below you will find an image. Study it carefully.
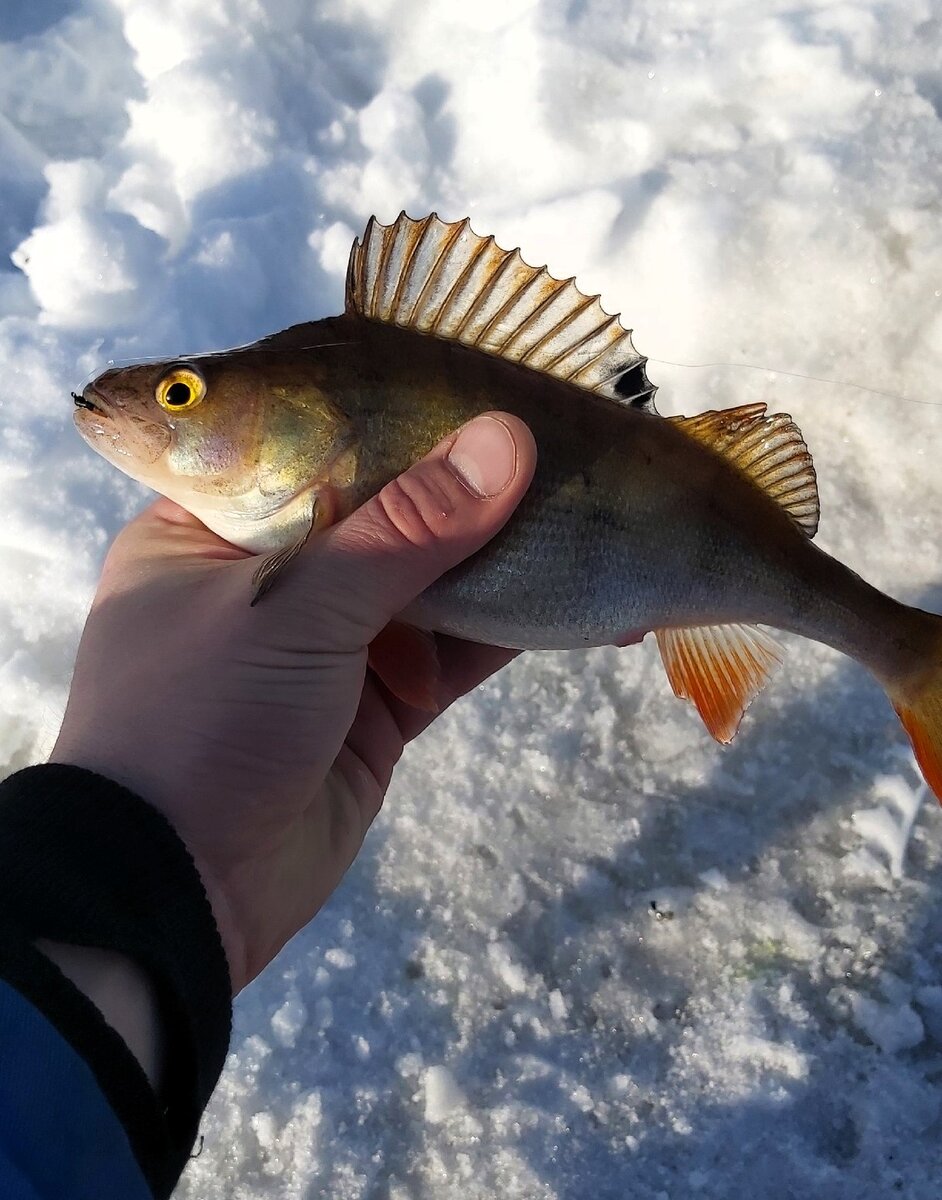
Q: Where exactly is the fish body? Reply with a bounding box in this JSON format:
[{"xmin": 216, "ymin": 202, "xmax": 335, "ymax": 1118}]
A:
[{"xmin": 75, "ymin": 212, "xmax": 942, "ymax": 800}]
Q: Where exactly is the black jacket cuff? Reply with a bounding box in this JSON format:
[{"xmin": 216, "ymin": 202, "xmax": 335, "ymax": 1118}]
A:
[{"xmin": 0, "ymin": 764, "xmax": 233, "ymax": 1198}]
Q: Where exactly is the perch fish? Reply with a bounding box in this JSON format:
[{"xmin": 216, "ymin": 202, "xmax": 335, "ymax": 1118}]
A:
[{"xmin": 74, "ymin": 211, "xmax": 942, "ymax": 801}]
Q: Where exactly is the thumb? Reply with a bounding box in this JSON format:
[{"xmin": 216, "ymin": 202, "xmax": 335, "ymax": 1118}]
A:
[{"xmin": 300, "ymin": 412, "xmax": 536, "ymax": 646}]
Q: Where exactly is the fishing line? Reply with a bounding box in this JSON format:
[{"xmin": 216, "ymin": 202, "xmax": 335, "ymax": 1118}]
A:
[
  {"xmin": 646, "ymin": 356, "xmax": 939, "ymax": 409},
  {"xmin": 80, "ymin": 344, "xmax": 936, "ymax": 410},
  {"xmin": 101, "ymin": 341, "xmax": 357, "ymax": 369},
  {"xmin": 73, "ymin": 344, "xmax": 355, "ymax": 395}
]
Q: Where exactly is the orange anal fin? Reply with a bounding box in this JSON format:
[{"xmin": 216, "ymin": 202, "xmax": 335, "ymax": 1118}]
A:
[
  {"xmin": 655, "ymin": 623, "xmax": 783, "ymax": 743},
  {"xmin": 368, "ymin": 622, "xmax": 441, "ymax": 713}
]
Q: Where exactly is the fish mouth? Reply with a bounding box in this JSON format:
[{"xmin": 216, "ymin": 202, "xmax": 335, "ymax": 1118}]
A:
[{"xmin": 72, "ymin": 386, "xmax": 110, "ymax": 417}]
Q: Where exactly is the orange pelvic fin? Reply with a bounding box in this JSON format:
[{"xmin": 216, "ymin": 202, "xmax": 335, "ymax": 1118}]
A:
[
  {"xmin": 368, "ymin": 621, "xmax": 441, "ymax": 713},
  {"xmin": 655, "ymin": 623, "xmax": 783, "ymax": 743}
]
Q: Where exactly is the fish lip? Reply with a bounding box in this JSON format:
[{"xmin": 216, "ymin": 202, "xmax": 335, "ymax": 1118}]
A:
[{"xmin": 73, "ymin": 385, "xmax": 110, "ymax": 417}]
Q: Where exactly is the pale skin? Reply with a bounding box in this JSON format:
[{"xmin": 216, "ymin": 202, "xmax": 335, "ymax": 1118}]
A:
[{"xmin": 39, "ymin": 412, "xmax": 537, "ymax": 1089}]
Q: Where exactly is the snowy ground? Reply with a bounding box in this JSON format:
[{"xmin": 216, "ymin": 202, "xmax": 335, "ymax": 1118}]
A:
[{"xmin": 3, "ymin": 0, "xmax": 942, "ymax": 1196}]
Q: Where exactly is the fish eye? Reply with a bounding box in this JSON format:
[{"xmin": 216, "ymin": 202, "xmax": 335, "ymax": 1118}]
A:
[{"xmin": 156, "ymin": 365, "xmax": 206, "ymax": 413}]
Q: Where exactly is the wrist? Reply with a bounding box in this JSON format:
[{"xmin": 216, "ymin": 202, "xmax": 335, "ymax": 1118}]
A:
[
  {"xmin": 186, "ymin": 851, "xmax": 245, "ymax": 994},
  {"xmin": 35, "ymin": 939, "xmax": 164, "ymax": 1092}
]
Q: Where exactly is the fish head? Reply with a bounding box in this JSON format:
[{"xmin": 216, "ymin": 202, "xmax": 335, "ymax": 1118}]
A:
[{"xmin": 74, "ymin": 352, "xmax": 358, "ymax": 546}]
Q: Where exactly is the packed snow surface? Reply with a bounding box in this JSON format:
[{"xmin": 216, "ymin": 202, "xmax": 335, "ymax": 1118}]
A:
[{"xmin": 3, "ymin": 1, "xmax": 942, "ymax": 1196}]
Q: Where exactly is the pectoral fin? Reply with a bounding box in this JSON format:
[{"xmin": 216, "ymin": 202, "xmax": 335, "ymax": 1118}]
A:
[
  {"xmin": 368, "ymin": 621, "xmax": 441, "ymax": 713},
  {"xmin": 250, "ymin": 502, "xmax": 318, "ymax": 606},
  {"xmin": 655, "ymin": 623, "xmax": 782, "ymax": 743}
]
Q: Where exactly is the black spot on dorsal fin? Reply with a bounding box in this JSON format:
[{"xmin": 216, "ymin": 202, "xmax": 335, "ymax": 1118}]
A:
[{"xmin": 611, "ymin": 361, "xmax": 658, "ymax": 411}]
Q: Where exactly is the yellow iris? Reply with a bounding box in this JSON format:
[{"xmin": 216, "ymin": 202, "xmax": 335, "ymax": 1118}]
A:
[{"xmin": 155, "ymin": 366, "xmax": 207, "ymax": 413}]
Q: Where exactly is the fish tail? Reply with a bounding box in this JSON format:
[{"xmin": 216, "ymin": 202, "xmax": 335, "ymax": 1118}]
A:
[{"xmin": 883, "ymin": 614, "xmax": 942, "ymax": 802}]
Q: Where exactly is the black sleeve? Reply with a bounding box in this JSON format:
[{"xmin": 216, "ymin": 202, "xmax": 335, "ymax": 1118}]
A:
[{"xmin": 0, "ymin": 764, "xmax": 233, "ymax": 1199}]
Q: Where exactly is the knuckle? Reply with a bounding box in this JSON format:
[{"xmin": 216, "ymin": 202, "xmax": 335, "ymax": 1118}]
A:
[{"xmin": 372, "ymin": 470, "xmax": 460, "ymax": 552}]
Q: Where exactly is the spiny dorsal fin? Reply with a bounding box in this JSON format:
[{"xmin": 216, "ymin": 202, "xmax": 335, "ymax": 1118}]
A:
[
  {"xmin": 345, "ymin": 211, "xmax": 657, "ymax": 412},
  {"xmin": 655, "ymin": 623, "xmax": 783, "ymax": 743},
  {"xmin": 670, "ymin": 404, "xmax": 819, "ymax": 537}
]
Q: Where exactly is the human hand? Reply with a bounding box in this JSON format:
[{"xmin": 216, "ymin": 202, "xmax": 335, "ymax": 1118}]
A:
[{"xmin": 51, "ymin": 413, "xmax": 536, "ymax": 993}]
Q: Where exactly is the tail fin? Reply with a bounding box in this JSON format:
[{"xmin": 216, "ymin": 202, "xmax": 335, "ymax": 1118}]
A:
[
  {"xmin": 886, "ymin": 632, "xmax": 942, "ymax": 801},
  {"xmin": 894, "ymin": 693, "xmax": 942, "ymax": 801}
]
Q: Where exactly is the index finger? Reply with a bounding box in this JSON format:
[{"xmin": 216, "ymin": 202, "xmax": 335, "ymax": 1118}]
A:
[{"xmin": 377, "ymin": 634, "xmax": 522, "ymax": 744}]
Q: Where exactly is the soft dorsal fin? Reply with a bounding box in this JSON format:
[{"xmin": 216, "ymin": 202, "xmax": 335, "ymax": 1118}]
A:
[
  {"xmin": 655, "ymin": 623, "xmax": 783, "ymax": 743},
  {"xmin": 670, "ymin": 404, "xmax": 819, "ymax": 537},
  {"xmin": 345, "ymin": 211, "xmax": 657, "ymax": 411}
]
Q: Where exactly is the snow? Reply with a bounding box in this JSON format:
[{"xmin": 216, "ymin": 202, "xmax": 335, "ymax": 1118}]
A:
[
  {"xmin": 423, "ymin": 1065, "xmax": 465, "ymax": 1123},
  {"xmin": 270, "ymin": 991, "xmax": 307, "ymax": 1050},
  {"xmin": 548, "ymin": 989, "xmax": 568, "ymax": 1022},
  {"xmin": 851, "ymin": 993, "xmax": 925, "ymax": 1055},
  {"xmin": 2, "ymin": 0, "xmax": 942, "ymax": 1196},
  {"xmin": 851, "ymin": 772, "xmax": 928, "ymax": 881}
]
